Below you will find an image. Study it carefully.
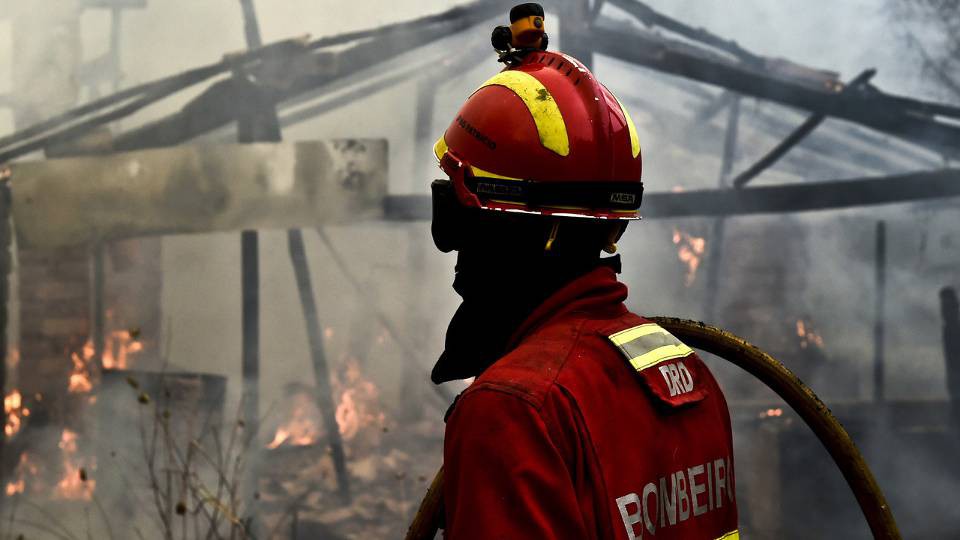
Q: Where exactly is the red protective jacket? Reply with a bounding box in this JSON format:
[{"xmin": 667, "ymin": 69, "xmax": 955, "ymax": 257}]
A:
[{"xmin": 443, "ymin": 266, "xmax": 738, "ymax": 539}]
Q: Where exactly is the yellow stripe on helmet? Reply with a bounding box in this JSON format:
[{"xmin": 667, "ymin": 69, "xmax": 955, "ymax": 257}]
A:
[
  {"xmin": 435, "ymin": 134, "xmax": 522, "ymax": 181},
  {"xmin": 470, "ymin": 164, "xmax": 523, "ymax": 181},
  {"xmin": 476, "ymin": 71, "xmax": 570, "ymax": 157},
  {"xmin": 611, "ymin": 92, "xmax": 641, "ymax": 158},
  {"xmin": 433, "ymin": 135, "xmax": 448, "ymax": 162}
]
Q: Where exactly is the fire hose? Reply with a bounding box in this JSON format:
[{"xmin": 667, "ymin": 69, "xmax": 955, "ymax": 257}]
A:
[{"xmin": 405, "ymin": 317, "xmax": 902, "ymax": 540}]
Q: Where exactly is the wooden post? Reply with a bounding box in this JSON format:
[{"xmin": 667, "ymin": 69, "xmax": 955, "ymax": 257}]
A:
[
  {"xmin": 235, "ymin": 0, "xmax": 280, "ymax": 433},
  {"xmin": 91, "ymin": 242, "xmax": 106, "ymax": 369},
  {"xmin": 941, "ymin": 287, "xmax": 960, "ymax": 431},
  {"xmin": 235, "ymin": 1, "xmax": 270, "ymax": 532},
  {"xmin": 90, "ymin": 5, "xmax": 125, "ymax": 373},
  {"xmin": 234, "ymin": 0, "xmax": 352, "ymax": 504},
  {"xmin": 559, "ymin": 0, "xmax": 593, "ymax": 69},
  {"xmin": 287, "ymin": 231, "xmax": 351, "ymax": 503},
  {"xmin": 0, "ymin": 176, "xmax": 12, "ymax": 495},
  {"xmin": 703, "ymin": 96, "xmax": 741, "ymax": 323},
  {"xmin": 873, "ymin": 221, "xmax": 886, "ymax": 404}
]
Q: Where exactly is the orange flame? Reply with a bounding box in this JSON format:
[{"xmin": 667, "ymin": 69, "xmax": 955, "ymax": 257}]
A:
[
  {"xmin": 5, "ymin": 477, "xmax": 24, "ymax": 496},
  {"xmin": 4, "ymin": 389, "xmax": 28, "ymax": 438},
  {"xmin": 102, "ymin": 330, "xmax": 144, "ymax": 370},
  {"xmin": 54, "ymin": 429, "xmax": 95, "ymax": 500},
  {"xmin": 5, "ymin": 452, "xmax": 36, "ymax": 496},
  {"xmin": 266, "ymin": 358, "xmax": 386, "ymax": 449},
  {"xmin": 796, "ymin": 318, "xmax": 825, "ymax": 350},
  {"xmin": 68, "ymin": 346, "xmax": 94, "ymax": 394},
  {"xmin": 672, "ymin": 228, "xmax": 707, "ymax": 287},
  {"xmin": 266, "ymin": 393, "xmax": 321, "ymax": 449},
  {"xmin": 335, "ymin": 359, "xmax": 386, "ymax": 441}
]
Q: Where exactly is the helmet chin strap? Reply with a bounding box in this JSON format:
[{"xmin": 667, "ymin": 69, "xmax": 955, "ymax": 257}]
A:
[
  {"xmin": 603, "ymin": 221, "xmax": 628, "ymax": 254},
  {"xmin": 542, "ymin": 219, "xmax": 627, "ymax": 255}
]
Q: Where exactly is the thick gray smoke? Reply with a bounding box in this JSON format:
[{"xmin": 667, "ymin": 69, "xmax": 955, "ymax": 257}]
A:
[{"xmin": 0, "ymin": 0, "xmax": 957, "ymax": 538}]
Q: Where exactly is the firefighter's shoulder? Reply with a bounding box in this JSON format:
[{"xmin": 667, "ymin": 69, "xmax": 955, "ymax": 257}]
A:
[
  {"xmin": 469, "ymin": 318, "xmax": 584, "ymax": 409},
  {"xmin": 601, "ymin": 316, "xmax": 710, "ymax": 407}
]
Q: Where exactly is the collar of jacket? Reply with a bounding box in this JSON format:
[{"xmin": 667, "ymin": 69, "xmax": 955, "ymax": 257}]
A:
[{"xmin": 505, "ymin": 258, "xmax": 629, "ymax": 350}]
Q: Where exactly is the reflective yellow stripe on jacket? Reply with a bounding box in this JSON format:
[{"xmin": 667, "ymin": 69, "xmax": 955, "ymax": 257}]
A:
[{"xmin": 608, "ymin": 323, "xmax": 694, "ymax": 371}]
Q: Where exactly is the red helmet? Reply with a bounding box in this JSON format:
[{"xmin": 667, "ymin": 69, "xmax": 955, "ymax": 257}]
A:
[{"xmin": 434, "ymin": 49, "xmax": 644, "ymax": 220}]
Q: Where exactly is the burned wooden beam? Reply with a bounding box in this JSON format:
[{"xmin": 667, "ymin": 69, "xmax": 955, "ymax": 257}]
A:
[
  {"xmin": 619, "ymin": 90, "xmax": 903, "ymax": 179},
  {"xmin": 383, "ymin": 169, "xmax": 960, "ymax": 221},
  {"xmin": 607, "ymin": 0, "xmax": 764, "ymax": 66},
  {"xmin": 9, "ymin": 140, "xmax": 388, "ymax": 249},
  {"xmin": 643, "ymin": 169, "xmax": 960, "ymax": 217},
  {"xmin": 731, "ymin": 69, "xmax": 876, "ymax": 188},
  {"xmin": 113, "ymin": 0, "xmax": 511, "ymax": 152},
  {"xmin": 0, "ymin": 37, "xmax": 307, "ymax": 159},
  {"xmin": 0, "ymin": 0, "xmax": 512, "ymax": 161},
  {"xmin": 591, "ymin": 21, "xmax": 960, "ymax": 157}
]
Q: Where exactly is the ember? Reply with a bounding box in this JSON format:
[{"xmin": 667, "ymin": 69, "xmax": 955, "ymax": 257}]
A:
[{"xmin": 759, "ymin": 407, "xmax": 784, "ymax": 418}]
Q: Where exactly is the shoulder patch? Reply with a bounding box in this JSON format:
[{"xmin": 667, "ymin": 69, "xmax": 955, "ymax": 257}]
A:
[
  {"xmin": 608, "ymin": 323, "xmax": 694, "ymax": 371},
  {"xmin": 607, "ymin": 323, "xmax": 707, "ymax": 407}
]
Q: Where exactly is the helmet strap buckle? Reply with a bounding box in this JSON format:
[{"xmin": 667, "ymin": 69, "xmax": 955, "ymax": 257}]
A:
[{"xmin": 544, "ymin": 221, "xmax": 560, "ymax": 252}]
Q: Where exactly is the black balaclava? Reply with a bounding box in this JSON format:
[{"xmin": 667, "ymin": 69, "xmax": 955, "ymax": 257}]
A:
[{"xmin": 431, "ymin": 213, "xmax": 618, "ymax": 384}]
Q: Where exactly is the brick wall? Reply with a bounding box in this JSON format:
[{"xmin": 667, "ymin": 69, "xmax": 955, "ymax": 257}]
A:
[{"xmin": 17, "ymin": 245, "xmax": 90, "ymax": 423}]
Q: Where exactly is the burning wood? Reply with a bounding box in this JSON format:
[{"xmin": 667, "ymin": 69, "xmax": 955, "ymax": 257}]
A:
[
  {"xmin": 2, "ymin": 321, "xmax": 145, "ymax": 505},
  {"xmin": 260, "ymin": 419, "xmax": 444, "ymax": 538},
  {"xmin": 267, "ymin": 357, "xmax": 387, "ymax": 450}
]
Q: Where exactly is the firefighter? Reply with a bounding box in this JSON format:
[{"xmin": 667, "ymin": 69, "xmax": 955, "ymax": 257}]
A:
[{"xmin": 428, "ymin": 4, "xmax": 738, "ymax": 539}]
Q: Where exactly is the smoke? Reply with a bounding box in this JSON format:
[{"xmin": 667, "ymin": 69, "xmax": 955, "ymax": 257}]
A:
[
  {"xmin": 602, "ymin": 1, "xmax": 960, "ymax": 537},
  {"xmin": 1, "ymin": 0, "xmax": 959, "ymax": 538}
]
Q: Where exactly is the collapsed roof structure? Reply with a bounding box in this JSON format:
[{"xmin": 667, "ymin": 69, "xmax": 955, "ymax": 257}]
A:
[{"xmin": 2, "ymin": 0, "xmax": 959, "ymax": 228}]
